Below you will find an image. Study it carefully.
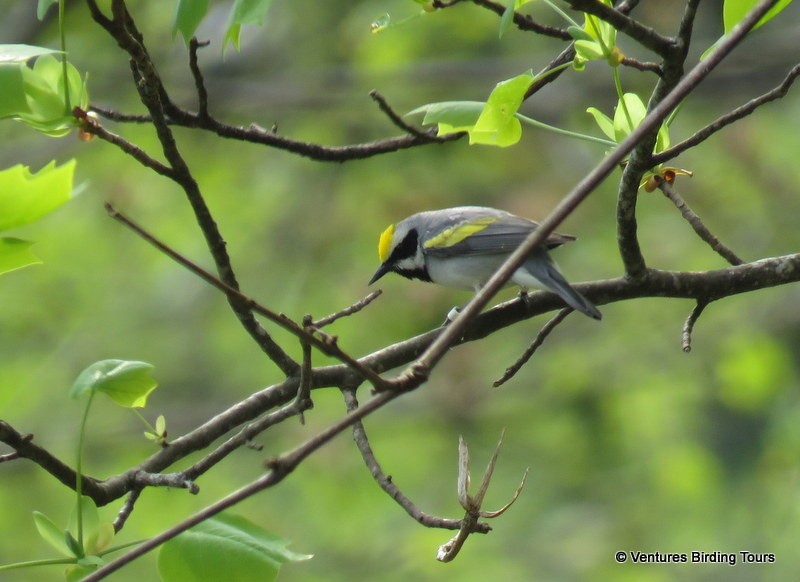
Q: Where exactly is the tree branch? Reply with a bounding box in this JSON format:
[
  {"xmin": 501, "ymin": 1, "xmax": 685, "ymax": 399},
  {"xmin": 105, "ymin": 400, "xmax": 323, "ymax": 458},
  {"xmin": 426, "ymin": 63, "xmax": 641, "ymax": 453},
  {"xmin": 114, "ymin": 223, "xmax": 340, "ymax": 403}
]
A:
[
  {"xmin": 615, "ymin": 0, "xmax": 701, "ymax": 277},
  {"xmin": 5, "ymin": 251, "xmax": 800, "ymax": 505},
  {"xmin": 652, "ymin": 63, "xmax": 800, "ymax": 166},
  {"xmin": 564, "ymin": 0, "xmax": 675, "ymax": 57}
]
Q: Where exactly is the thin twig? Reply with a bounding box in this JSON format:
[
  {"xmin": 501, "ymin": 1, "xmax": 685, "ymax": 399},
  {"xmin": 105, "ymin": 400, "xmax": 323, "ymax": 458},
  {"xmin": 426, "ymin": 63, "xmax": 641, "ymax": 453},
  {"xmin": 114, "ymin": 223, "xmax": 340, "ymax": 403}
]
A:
[
  {"xmin": 0, "ymin": 451, "xmax": 19, "ymax": 462},
  {"xmin": 90, "ymin": 105, "xmax": 152, "ymax": 123},
  {"xmin": 493, "ymin": 308, "xmax": 571, "ymax": 387},
  {"xmin": 620, "ymin": 56, "xmax": 663, "ymax": 75},
  {"xmin": 188, "ymin": 37, "xmax": 211, "ymax": 119},
  {"xmin": 369, "ymin": 91, "xmax": 433, "ymax": 140},
  {"xmin": 525, "ymin": 44, "xmax": 576, "ymax": 99},
  {"xmin": 295, "ymin": 318, "xmax": 315, "ymax": 424},
  {"xmin": 342, "ymin": 389, "xmax": 490, "ymax": 532},
  {"xmin": 75, "ymin": 107, "xmax": 173, "ymax": 177},
  {"xmin": 681, "ymin": 300, "xmax": 708, "ymax": 353},
  {"xmin": 104, "ymin": 204, "xmax": 389, "ymax": 389},
  {"xmin": 437, "ymin": 511, "xmax": 480, "ymax": 562},
  {"xmin": 652, "ymin": 63, "xmax": 800, "ymax": 166},
  {"xmin": 182, "ymin": 398, "xmax": 309, "ymax": 481},
  {"xmin": 466, "ymin": 0, "xmax": 571, "ymax": 39},
  {"xmin": 113, "ymin": 489, "xmax": 142, "ymax": 533},
  {"xmin": 658, "ymin": 179, "xmax": 744, "ymax": 266},
  {"xmin": 312, "ymin": 290, "xmax": 382, "ymax": 328}
]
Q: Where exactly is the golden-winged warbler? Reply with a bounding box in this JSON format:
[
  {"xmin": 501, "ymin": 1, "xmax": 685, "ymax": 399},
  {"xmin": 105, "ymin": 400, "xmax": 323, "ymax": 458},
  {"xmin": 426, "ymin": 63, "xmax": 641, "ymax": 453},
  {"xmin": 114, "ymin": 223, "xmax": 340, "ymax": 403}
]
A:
[{"xmin": 369, "ymin": 206, "xmax": 601, "ymax": 320}]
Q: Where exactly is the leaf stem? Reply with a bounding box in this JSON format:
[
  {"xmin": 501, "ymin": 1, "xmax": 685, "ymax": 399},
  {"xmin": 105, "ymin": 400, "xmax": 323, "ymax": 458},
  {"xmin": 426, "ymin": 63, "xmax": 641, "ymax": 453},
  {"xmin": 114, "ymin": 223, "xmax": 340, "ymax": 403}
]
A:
[
  {"xmin": 541, "ymin": 0, "xmax": 581, "ymax": 28},
  {"xmin": 58, "ymin": 0, "xmax": 71, "ymax": 113},
  {"xmin": 516, "ymin": 113, "xmax": 616, "ymax": 146},
  {"xmin": 75, "ymin": 390, "xmax": 95, "ymax": 555},
  {"xmin": 613, "ymin": 66, "xmax": 634, "ymax": 131},
  {"xmin": 131, "ymin": 408, "xmax": 156, "ymax": 434}
]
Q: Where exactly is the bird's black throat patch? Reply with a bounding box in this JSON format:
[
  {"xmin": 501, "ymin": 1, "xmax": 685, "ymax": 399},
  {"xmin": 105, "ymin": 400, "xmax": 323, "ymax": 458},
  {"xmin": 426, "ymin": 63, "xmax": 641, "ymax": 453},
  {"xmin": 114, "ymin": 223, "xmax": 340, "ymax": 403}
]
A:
[{"xmin": 395, "ymin": 266, "xmax": 431, "ymax": 282}]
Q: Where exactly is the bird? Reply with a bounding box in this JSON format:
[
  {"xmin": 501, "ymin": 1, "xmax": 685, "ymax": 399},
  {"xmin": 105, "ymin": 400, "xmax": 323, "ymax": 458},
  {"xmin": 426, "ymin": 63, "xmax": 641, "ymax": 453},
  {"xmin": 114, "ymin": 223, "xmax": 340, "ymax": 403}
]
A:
[{"xmin": 368, "ymin": 206, "xmax": 601, "ymax": 320}]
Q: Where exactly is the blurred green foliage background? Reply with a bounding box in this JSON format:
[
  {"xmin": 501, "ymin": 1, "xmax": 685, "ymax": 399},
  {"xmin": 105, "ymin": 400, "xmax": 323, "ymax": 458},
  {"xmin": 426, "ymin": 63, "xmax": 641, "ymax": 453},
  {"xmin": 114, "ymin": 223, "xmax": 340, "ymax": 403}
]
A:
[{"xmin": 2, "ymin": 1, "xmax": 800, "ymax": 580}]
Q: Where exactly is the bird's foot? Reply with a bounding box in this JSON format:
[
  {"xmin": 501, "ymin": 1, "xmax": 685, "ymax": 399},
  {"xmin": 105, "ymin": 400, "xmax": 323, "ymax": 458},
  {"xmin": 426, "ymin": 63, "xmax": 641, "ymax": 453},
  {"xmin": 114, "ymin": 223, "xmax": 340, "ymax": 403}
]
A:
[{"xmin": 441, "ymin": 306, "xmax": 461, "ymax": 326}]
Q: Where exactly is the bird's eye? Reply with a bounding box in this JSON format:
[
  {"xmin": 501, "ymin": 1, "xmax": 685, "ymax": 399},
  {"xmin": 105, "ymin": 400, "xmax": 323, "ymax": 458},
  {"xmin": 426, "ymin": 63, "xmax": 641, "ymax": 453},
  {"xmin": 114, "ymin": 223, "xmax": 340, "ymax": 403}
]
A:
[{"xmin": 389, "ymin": 228, "xmax": 418, "ymax": 262}]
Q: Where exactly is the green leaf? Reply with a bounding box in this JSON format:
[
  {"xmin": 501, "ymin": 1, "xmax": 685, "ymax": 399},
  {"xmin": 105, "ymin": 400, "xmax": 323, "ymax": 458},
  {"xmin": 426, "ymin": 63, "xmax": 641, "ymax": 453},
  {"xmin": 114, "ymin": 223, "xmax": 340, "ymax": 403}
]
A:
[
  {"xmin": 224, "ymin": 0, "xmax": 273, "ymax": 51},
  {"xmin": 723, "ymin": 0, "xmax": 794, "ymax": 33},
  {"xmin": 567, "ymin": 25, "xmax": 594, "ymax": 42},
  {"xmin": 470, "ymin": 71, "xmax": 534, "ymax": 146},
  {"xmin": 655, "ymin": 121, "xmax": 670, "ymax": 153},
  {"xmin": 408, "ymin": 71, "xmax": 534, "ymax": 147},
  {"xmin": 158, "ymin": 514, "xmax": 312, "ymax": 582},
  {"xmin": 33, "ymin": 512, "xmax": 73, "ymax": 557},
  {"xmin": 499, "ymin": 0, "xmax": 516, "ymax": 38},
  {"xmin": 65, "ymin": 532, "xmax": 84, "ymax": 559},
  {"xmin": 90, "ymin": 523, "xmax": 116, "ymax": 554},
  {"xmin": 586, "ymin": 107, "xmax": 615, "ymax": 141},
  {"xmin": 612, "ymin": 92, "xmax": 646, "ymax": 142},
  {"xmin": 0, "ymin": 161, "xmax": 75, "ymax": 232},
  {"xmin": 66, "ymin": 563, "xmax": 99, "ymax": 582},
  {"xmin": 0, "ymin": 44, "xmax": 61, "ymax": 63},
  {"xmin": 16, "ymin": 54, "xmax": 87, "ymax": 136},
  {"xmin": 582, "ymin": 0, "xmax": 616, "ymax": 45},
  {"xmin": 0, "ymin": 65, "xmax": 29, "ymax": 117},
  {"xmin": 0, "ymin": 238, "xmax": 41, "ymax": 275},
  {"xmin": 155, "ymin": 414, "xmax": 167, "ymax": 435},
  {"xmin": 37, "ymin": 0, "xmax": 60, "ymax": 20},
  {"xmin": 407, "ymin": 101, "xmax": 485, "ymax": 135},
  {"xmin": 173, "ymin": 0, "xmax": 210, "ymax": 43},
  {"xmin": 574, "ymin": 39, "xmax": 605, "ymax": 62},
  {"xmin": 69, "ymin": 359, "xmax": 158, "ymax": 408}
]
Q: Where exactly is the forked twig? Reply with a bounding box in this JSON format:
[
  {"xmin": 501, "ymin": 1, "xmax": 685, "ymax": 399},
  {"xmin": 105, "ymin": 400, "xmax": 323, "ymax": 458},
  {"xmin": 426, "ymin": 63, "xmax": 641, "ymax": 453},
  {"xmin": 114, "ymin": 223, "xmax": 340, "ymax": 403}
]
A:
[{"xmin": 437, "ymin": 431, "xmax": 528, "ymax": 562}]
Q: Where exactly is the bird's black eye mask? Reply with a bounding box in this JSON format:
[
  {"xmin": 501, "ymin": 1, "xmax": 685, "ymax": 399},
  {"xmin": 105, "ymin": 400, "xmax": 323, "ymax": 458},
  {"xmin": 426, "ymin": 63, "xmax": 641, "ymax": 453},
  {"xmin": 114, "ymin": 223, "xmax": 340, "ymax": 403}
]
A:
[{"xmin": 387, "ymin": 228, "xmax": 419, "ymax": 264}]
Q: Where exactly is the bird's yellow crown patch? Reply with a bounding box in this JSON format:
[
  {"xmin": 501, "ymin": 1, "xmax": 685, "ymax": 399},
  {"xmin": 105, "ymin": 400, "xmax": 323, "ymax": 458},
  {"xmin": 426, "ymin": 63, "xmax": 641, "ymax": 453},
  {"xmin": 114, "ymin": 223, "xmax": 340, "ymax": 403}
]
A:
[
  {"xmin": 378, "ymin": 223, "xmax": 395, "ymax": 262},
  {"xmin": 423, "ymin": 216, "xmax": 496, "ymax": 249}
]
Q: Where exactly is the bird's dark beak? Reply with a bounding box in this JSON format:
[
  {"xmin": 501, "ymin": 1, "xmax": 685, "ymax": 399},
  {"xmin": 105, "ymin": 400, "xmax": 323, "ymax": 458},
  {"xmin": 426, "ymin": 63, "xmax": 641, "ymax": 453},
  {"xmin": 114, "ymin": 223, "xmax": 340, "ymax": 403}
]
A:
[{"xmin": 368, "ymin": 263, "xmax": 390, "ymax": 285}]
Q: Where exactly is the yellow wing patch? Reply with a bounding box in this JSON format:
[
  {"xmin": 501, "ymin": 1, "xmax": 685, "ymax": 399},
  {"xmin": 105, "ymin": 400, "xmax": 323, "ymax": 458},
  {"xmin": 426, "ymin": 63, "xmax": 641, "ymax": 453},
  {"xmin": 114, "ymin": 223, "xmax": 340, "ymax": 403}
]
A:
[
  {"xmin": 423, "ymin": 216, "xmax": 497, "ymax": 249},
  {"xmin": 378, "ymin": 223, "xmax": 396, "ymax": 262}
]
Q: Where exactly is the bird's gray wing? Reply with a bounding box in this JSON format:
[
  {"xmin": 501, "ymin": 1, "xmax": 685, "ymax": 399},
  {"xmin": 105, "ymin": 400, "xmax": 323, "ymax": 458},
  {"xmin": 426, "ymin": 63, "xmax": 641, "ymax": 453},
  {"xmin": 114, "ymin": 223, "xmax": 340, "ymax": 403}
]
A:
[{"xmin": 423, "ymin": 214, "xmax": 575, "ymax": 257}]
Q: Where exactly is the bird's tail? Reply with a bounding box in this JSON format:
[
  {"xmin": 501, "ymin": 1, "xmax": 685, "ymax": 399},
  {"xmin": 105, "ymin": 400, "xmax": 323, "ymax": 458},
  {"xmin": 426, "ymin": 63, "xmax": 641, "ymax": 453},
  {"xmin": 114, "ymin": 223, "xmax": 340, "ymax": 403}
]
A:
[{"xmin": 525, "ymin": 255, "xmax": 602, "ymax": 320}]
